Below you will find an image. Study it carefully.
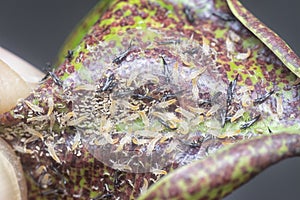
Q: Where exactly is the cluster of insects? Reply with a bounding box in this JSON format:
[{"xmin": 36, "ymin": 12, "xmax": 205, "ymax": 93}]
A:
[{"xmin": 65, "ymin": 29, "xmax": 277, "ymax": 173}]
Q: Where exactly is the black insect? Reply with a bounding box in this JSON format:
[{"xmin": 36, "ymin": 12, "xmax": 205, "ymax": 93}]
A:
[
  {"xmin": 161, "ymin": 56, "xmax": 171, "ymax": 83},
  {"xmin": 99, "ymin": 74, "xmax": 116, "ymax": 92},
  {"xmin": 183, "ymin": 6, "xmax": 195, "ymax": 24},
  {"xmin": 65, "ymin": 50, "xmax": 74, "ymax": 61},
  {"xmin": 212, "ymin": 12, "xmax": 236, "ymax": 21},
  {"xmin": 227, "ymin": 74, "xmax": 239, "ymax": 107},
  {"xmin": 240, "ymin": 115, "xmax": 260, "ymax": 129},
  {"xmin": 112, "ymin": 41, "xmax": 132, "ymax": 64},
  {"xmin": 131, "ymin": 94, "xmax": 157, "ymax": 102},
  {"xmin": 199, "ymin": 91, "xmax": 222, "ymax": 106},
  {"xmin": 156, "ymin": 39, "xmax": 181, "ymax": 45},
  {"xmin": 219, "ymin": 108, "xmax": 227, "ymax": 128},
  {"xmin": 41, "ymin": 71, "xmax": 63, "ymax": 87},
  {"xmin": 253, "ymin": 89, "xmax": 275, "ymax": 105},
  {"xmin": 92, "ymin": 193, "xmax": 113, "ymax": 200},
  {"xmin": 189, "ymin": 137, "xmax": 204, "ymax": 148},
  {"xmin": 161, "ymin": 93, "xmax": 177, "ymax": 101}
]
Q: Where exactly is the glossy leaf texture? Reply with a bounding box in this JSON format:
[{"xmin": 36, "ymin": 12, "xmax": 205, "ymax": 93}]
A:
[{"xmin": 0, "ymin": 0, "xmax": 299, "ymax": 199}]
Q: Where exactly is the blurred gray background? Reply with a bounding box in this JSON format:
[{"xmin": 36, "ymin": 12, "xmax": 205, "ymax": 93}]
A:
[{"xmin": 1, "ymin": 0, "xmax": 300, "ymax": 199}]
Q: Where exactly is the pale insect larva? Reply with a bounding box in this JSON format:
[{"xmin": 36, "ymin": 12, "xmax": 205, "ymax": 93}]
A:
[
  {"xmin": 27, "ymin": 115, "xmax": 49, "ymax": 123},
  {"xmin": 132, "ymin": 137, "xmax": 149, "ymax": 145},
  {"xmin": 71, "ymin": 132, "xmax": 81, "ymax": 151},
  {"xmin": 159, "ymin": 132, "xmax": 174, "ymax": 143},
  {"xmin": 127, "ymin": 70, "xmax": 139, "ymax": 87},
  {"xmin": 60, "ymin": 111, "xmax": 76, "ymax": 125},
  {"xmin": 230, "ymin": 108, "xmax": 245, "ymax": 122},
  {"xmin": 189, "ymin": 66, "xmax": 207, "ymax": 80},
  {"xmin": 173, "ymin": 62, "xmax": 179, "ymax": 84},
  {"xmin": 235, "ymin": 48, "xmax": 251, "ymax": 60},
  {"xmin": 38, "ymin": 173, "xmax": 52, "ymax": 189},
  {"xmin": 146, "ymin": 134, "xmax": 162, "ymax": 156},
  {"xmin": 67, "ymin": 115, "xmax": 88, "ymax": 127},
  {"xmin": 175, "ymin": 107, "xmax": 195, "ymax": 120},
  {"xmin": 151, "ymin": 168, "xmax": 167, "ymax": 176},
  {"xmin": 74, "ymin": 84, "xmax": 96, "ymax": 91},
  {"xmin": 164, "ymin": 140, "xmax": 179, "ymax": 154},
  {"xmin": 49, "ymin": 113, "xmax": 56, "ymax": 132},
  {"xmin": 276, "ymin": 95, "xmax": 284, "ymax": 119},
  {"xmin": 13, "ymin": 144, "xmax": 34, "ymax": 154},
  {"xmin": 120, "ymin": 113, "xmax": 140, "ymax": 123},
  {"xmin": 142, "ymin": 73, "xmax": 160, "ymax": 84},
  {"xmin": 25, "ymin": 100, "xmax": 44, "ymax": 113},
  {"xmin": 177, "ymin": 120, "xmax": 190, "ymax": 134},
  {"xmin": 217, "ymin": 129, "xmax": 241, "ymax": 139},
  {"xmin": 102, "ymin": 132, "xmax": 119, "ymax": 144},
  {"xmin": 109, "ymin": 99, "xmax": 117, "ymax": 117},
  {"xmin": 23, "ymin": 125, "xmax": 44, "ymax": 141},
  {"xmin": 241, "ymin": 93, "xmax": 252, "ymax": 107},
  {"xmin": 156, "ymin": 99, "xmax": 177, "ymax": 109},
  {"xmin": 120, "ymin": 100, "xmax": 140, "ymax": 111},
  {"xmin": 186, "ymin": 105, "xmax": 206, "ymax": 114},
  {"xmin": 206, "ymin": 104, "xmax": 221, "ymax": 117},
  {"xmin": 45, "ymin": 142, "xmax": 61, "ymax": 164},
  {"xmin": 190, "ymin": 115, "xmax": 204, "ymax": 126},
  {"xmin": 192, "ymin": 78, "xmax": 199, "ymax": 100},
  {"xmin": 115, "ymin": 134, "xmax": 132, "ymax": 152},
  {"xmin": 47, "ymin": 96, "xmax": 54, "ymax": 116},
  {"xmin": 111, "ymin": 162, "xmax": 133, "ymax": 172},
  {"xmin": 140, "ymin": 178, "xmax": 149, "ymax": 195},
  {"xmin": 138, "ymin": 111, "xmax": 150, "ymax": 127}
]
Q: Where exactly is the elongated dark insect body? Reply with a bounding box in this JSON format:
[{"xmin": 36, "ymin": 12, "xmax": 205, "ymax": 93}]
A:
[
  {"xmin": 99, "ymin": 74, "xmax": 116, "ymax": 92},
  {"xmin": 240, "ymin": 114, "xmax": 260, "ymax": 129},
  {"xmin": 253, "ymin": 90, "xmax": 275, "ymax": 105},
  {"xmin": 65, "ymin": 50, "xmax": 74, "ymax": 61},
  {"xmin": 161, "ymin": 56, "xmax": 171, "ymax": 83},
  {"xmin": 112, "ymin": 41, "xmax": 132, "ymax": 64},
  {"xmin": 212, "ymin": 12, "xmax": 236, "ymax": 21},
  {"xmin": 183, "ymin": 6, "xmax": 194, "ymax": 24},
  {"xmin": 40, "ymin": 71, "xmax": 63, "ymax": 87},
  {"xmin": 131, "ymin": 94, "xmax": 157, "ymax": 102},
  {"xmin": 156, "ymin": 39, "xmax": 181, "ymax": 45},
  {"xmin": 227, "ymin": 74, "xmax": 239, "ymax": 107}
]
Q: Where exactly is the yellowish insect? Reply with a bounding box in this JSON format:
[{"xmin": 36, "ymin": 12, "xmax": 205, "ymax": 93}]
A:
[
  {"xmin": 25, "ymin": 100, "xmax": 44, "ymax": 113},
  {"xmin": 192, "ymin": 78, "xmax": 199, "ymax": 100},
  {"xmin": 230, "ymin": 108, "xmax": 245, "ymax": 122},
  {"xmin": 156, "ymin": 99, "xmax": 177, "ymax": 109},
  {"xmin": 189, "ymin": 66, "xmax": 207, "ymax": 80},
  {"xmin": 276, "ymin": 95, "xmax": 284, "ymax": 119},
  {"xmin": 175, "ymin": 107, "xmax": 195, "ymax": 120},
  {"xmin": 206, "ymin": 104, "xmax": 220, "ymax": 117},
  {"xmin": 177, "ymin": 120, "xmax": 190, "ymax": 134},
  {"xmin": 120, "ymin": 100, "xmax": 140, "ymax": 111},
  {"xmin": 67, "ymin": 115, "xmax": 88, "ymax": 127},
  {"xmin": 39, "ymin": 173, "xmax": 52, "ymax": 189},
  {"xmin": 186, "ymin": 105, "xmax": 206, "ymax": 114},
  {"xmin": 140, "ymin": 178, "xmax": 149, "ymax": 195},
  {"xmin": 151, "ymin": 168, "xmax": 167, "ymax": 176},
  {"xmin": 138, "ymin": 111, "xmax": 150, "ymax": 127},
  {"xmin": 23, "ymin": 125, "xmax": 44, "ymax": 141},
  {"xmin": 127, "ymin": 71, "xmax": 139, "ymax": 87},
  {"xmin": 115, "ymin": 134, "xmax": 132, "ymax": 152},
  {"xmin": 111, "ymin": 162, "xmax": 132, "ymax": 172},
  {"xmin": 27, "ymin": 115, "xmax": 49, "ymax": 123},
  {"xmin": 146, "ymin": 134, "xmax": 162, "ymax": 156},
  {"xmin": 47, "ymin": 96, "xmax": 54, "ymax": 116},
  {"xmin": 71, "ymin": 132, "xmax": 81, "ymax": 151},
  {"xmin": 235, "ymin": 49, "xmax": 251, "ymax": 60}
]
